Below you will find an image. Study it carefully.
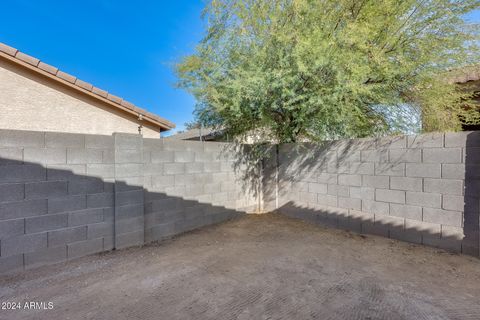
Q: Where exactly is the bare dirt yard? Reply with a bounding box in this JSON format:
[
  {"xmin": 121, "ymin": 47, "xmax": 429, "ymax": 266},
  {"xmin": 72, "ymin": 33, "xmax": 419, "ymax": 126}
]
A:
[{"xmin": 1, "ymin": 213, "xmax": 480, "ymax": 320}]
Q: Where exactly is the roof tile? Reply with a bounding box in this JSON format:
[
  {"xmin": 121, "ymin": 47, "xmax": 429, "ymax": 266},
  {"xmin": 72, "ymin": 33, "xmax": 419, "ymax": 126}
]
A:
[
  {"xmin": 121, "ymin": 100, "xmax": 135, "ymax": 110},
  {"xmin": 56, "ymin": 71, "xmax": 76, "ymax": 83},
  {"xmin": 0, "ymin": 43, "xmax": 17, "ymax": 56},
  {"xmin": 15, "ymin": 52, "xmax": 40, "ymax": 66},
  {"xmin": 38, "ymin": 62, "xmax": 58, "ymax": 75},
  {"xmin": 92, "ymin": 86, "xmax": 108, "ymax": 98},
  {"xmin": 75, "ymin": 79, "xmax": 93, "ymax": 91},
  {"xmin": 107, "ymin": 93, "xmax": 122, "ymax": 104}
]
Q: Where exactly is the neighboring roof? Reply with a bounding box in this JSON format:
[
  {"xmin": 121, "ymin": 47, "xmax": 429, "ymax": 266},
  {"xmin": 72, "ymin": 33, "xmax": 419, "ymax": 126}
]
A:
[
  {"xmin": 0, "ymin": 42, "xmax": 175, "ymax": 131},
  {"xmin": 447, "ymin": 64, "xmax": 480, "ymax": 84},
  {"xmin": 165, "ymin": 127, "xmax": 220, "ymax": 141}
]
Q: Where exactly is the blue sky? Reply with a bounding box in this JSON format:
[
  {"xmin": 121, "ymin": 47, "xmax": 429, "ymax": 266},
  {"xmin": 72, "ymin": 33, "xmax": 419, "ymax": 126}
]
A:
[
  {"xmin": 0, "ymin": 0, "xmax": 205, "ymax": 135},
  {"xmin": 0, "ymin": 2, "xmax": 478, "ymax": 135}
]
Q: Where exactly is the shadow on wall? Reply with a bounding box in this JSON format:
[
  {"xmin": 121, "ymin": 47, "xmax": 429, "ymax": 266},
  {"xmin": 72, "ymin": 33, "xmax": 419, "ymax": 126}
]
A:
[
  {"xmin": 272, "ymin": 133, "xmax": 480, "ymax": 256},
  {"xmin": 0, "ymin": 157, "xmax": 244, "ymax": 274},
  {"xmin": 463, "ymin": 132, "xmax": 480, "ymax": 256}
]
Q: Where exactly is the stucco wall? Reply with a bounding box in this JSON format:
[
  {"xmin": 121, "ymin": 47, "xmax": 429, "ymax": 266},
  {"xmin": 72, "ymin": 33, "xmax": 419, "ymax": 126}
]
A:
[{"xmin": 0, "ymin": 60, "xmax": 160, "ymax": 138}]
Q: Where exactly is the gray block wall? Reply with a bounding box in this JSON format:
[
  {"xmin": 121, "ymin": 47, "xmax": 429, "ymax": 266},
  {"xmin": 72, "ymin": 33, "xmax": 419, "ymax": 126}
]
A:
[
  {"xmin": 276, "ymin": 132, "xmax": 480, "ymax": 256},
  {"xmin": 0, "ymin": 129, "xmax": 255, "ymax": 274}
]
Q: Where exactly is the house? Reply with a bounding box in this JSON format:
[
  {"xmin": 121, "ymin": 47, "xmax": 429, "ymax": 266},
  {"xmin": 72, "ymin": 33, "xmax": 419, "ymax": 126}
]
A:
[
  {"xmin": 164, "ymin": 127, "xmax": 222, "ymax": 141},
  {"xmin": 0, "ymin": 42, "xmax": 174, "ymax": 138}
]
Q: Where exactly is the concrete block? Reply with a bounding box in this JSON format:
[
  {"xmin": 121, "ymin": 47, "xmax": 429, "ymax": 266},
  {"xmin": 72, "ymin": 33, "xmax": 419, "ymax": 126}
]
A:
[
  {"xmin": 102, "ymin": 149, "xmax": 115, "ymax": 163},
  {"xmin": 375, "ymin": 213, "xmax": 404, "ymax": 229},
  {"xmin": 0, "ymin": 183, "xmax": 25, "ymax": 203},
  {"xmin": 390, "ymin": 177, "xmax": 422, "ymax": 191},
  {"xmin": 185, "ymin": 162, "xmax": 204, "ymax": 173},
  {"xmin": 47, "ymin": 164, "xmax": 86, "ymax": 180},
  {"xmin": 24, "ymin": 246, "xmax": 67, "ymax": 270},
  {"xmin": 407, "ymin": 133, "xmax": 443, "ymax": 148},
  {"xmin": 463, "ymin": 147, "xmax": 480, "ymax": 163},
  {"xmin": 0, "ymin": 219, "xmax": 24, "ymax": 239},
  {"xmin": 349, "ymin": 187, "xmax": 374, "ymax": 200},
  {"xmin": 389, "ymin": 203, "xmax": 422, "ymax": 220},
  {"xmin": 0, "ymin": 199, "xmax": 47, "ymax": 220},
  {"xmin": 220, "ymin": 161, "xmax": 234, "ymax": 172},
  {"xmin": 115, "ymin": 230, "xmax": 144, "ymax": 249},
  {"xmin": 194, "ymin": 173, "xmax": 214, "ymax": 184},
  {"xmin": 338, "ymin": 197, "xmax": 361, "ymax": 210},
  {"xmin": 406, "ymin": 163, "xmax": 441, "ymax": 178},
  {"xmin": 115, "ymin": 190, "xmax": 143, "ymax": 206},
  {"xmin": 0, "ymin": 164, "xmax": 46, "ymax": 183},
  {"xmin": 174, "ymin": 151, "xmax": 195, "ymax": 163},
  {"xmin": 362, "ymin": 221, "xmax": 389, "ymax": 237},
  {"xmin": 151, "ymin": 150, "xmax": 174, "ymax": 163},
  {"xmin": 48, "ymin": 195, "xmax": 86, "ymax": 214},
  {"xmin": 376, "ymin": 136, "xmax": 407, "ymax": 149},
  {"xmin": 441, "ymin": 164, "xmax": 465, "ymax": 180},
  {"xmin": 114, "ymin": 164, "xmax": 142, "ymax": 178},
  {"xmin": 317, "ymin": 173, "xmax": 337, "ymax": 184},
  {"xmin": 67, "ymin": 238, "xmax": 104, "ymax": 259},
  {"xmin": 317, "ymin": 194, "xmax": 337, "ymax": 207},
  {"xmin": 424, "ymin": 179, "xmax": 463, "ymax": 196},
  {"xmin": 362, "ymin": 200, "xmax": 389, "ymax": 215},
  {"xmin": 68, "ymin": 208, "xmax": 104, "ymax": 226},
  {"xmin": 204, "ymin": 162, "xmax": 221, "ymax": 172},
  {"xmin": 349, "ymin": 162, "xmax": 374, "ymax": 175},
  {"xmin": 0, "ymin": 148, "xmax": 23, "ymax": 164},
  {"xmin": 444, "ymin": 131, "xmax": 477, "ymax": 147},
  {"xmin": 361, "ymin": 150, "xmax": 388, "ymax": 162},
  {"xmin": 152, "ymin": 175, "xmax": 175, "ymax": 187},
  {"xmin": 143, "ymin": 163, "xmax": 163, "ymax": 176},
  {"xmin": 299, "ymin": 192, "xmax": 317, "ymax": 203},
  {"xmin": 423, "ymin": 148, "xmax": 462, "ymax": 164},
  {"xmin": 406, "ymin": 192, "xmax": 441, "ymax": 209},
  {"xmin": 87, "ymin": 193, "xmax": 114, "ymax": 208},
  {"xmin": 375, "ymin": 162, "xmax": 405, "ymax": 176},
  {"xmin": 389, "ymin": 149, "xmax": 421, "ymax": 163},
  {"xmin": 405, "ymin": 219, "xmax": 441, "ymax": 235},
  {"xmin": 85, "ymin": 135, "xmax": 114, "ymax": 149},
  {"xmin": 423, "ymin": 235, "xmax": 462, "ymax": 253},
  {"xmin": 0, "ymin": 130, "xmax": 44, "ymax": 148},
  {"xmin": 362, "ymin": 175, "xmax": 389, "ymax": 188},
  {"xmin": 327, "ymin": 184, "xmax": 349, "ymax": 197},
  {"xmin": 114, "ymin": 134, "xmax": 142, "ymax": 150},
  {"xmin": 423, "ymin": 207, "xmax": 462, "ymax": 227},
  {"xmin": 164, "ymin": 163, "xmax": 185, "ymax": 175},
  {"xmin": 441, "ymin": 225, "xmax": 464, "ymax": 240},
  {"xmin": 25, "ymin": 181, "xmax": 68, "ymax": 199},
  {"xmin": 24, "ymin": 148, "xmax": 66, "ymax": 165},
  {"xmin": 45, "ymin": 132, "xmax": 85, "ymax": 148},
  {"xmin": 115, "ymin": 204, "xmax": 143, "ymax": 221},
  {"xmin": 86, "ymin": 164, "xmax": 114, "ymax": 179},
  {"xmin": 338, "ymin": 174, "xmax": 362, "ymax": 186},
  {"xmin": 308, "ymin": 183, "xmax": 328, "ymax": 194},
  {"xmin": 1, "ymin": 233, "xmax": 47, "ymax": 257},
  {"xmin": 115, "ymin": 149, "xmax": 142, "ymax": 164},
  {"xmin": 48, "ymin": 226, "xmax": 87, "ymax": 246},
  {"xmin": 68, "ymin": 178, "xmax": 104, "ymax": 195},
  {"xmin": 67, "ymin": 148, "xmax": 103, "ymax": 164},
  {"xmin": 376, "ymin": 189, "xmax": 405, "ymax": 204},
  {"xmin": 87, "ymin": 222, "xmax": 113, "ymax": 239},
  {"xmin": 442, "ymin": 195, "xmax": 465, "ymax": 211},
  {"xmin": 26, "ymin": 213, "xmax": 68, "ymax": 233},
  {"xmin": 0, "ymin": 254, "xmax": 24, "ymax": 274}
]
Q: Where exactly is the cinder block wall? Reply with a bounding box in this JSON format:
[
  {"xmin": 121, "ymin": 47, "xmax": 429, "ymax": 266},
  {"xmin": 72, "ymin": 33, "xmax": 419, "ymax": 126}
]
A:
[
  {"xmin": 0, "ymin": 129, "xmax": 255, "ymax": 274},
  {"xmin": 276, "ymin": 132, "xmax": 480, "ymax": 256}
]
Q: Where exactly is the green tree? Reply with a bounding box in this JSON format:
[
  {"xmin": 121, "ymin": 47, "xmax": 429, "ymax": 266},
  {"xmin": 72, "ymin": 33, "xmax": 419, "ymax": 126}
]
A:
[{"xmin": 176, "ymin": 0, "xmax": 480, "ymax": 143}]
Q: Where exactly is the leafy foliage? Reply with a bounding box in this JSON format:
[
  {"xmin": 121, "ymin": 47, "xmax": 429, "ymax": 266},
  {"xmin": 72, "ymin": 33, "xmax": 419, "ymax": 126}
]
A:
[{"xmin": 176, "ymin": 0, "xmax": 480, "ymax": 142}]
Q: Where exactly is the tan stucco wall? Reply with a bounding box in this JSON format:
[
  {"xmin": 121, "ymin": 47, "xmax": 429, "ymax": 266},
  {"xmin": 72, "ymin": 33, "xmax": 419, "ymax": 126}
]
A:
[{"xmin": 0, "ymin": 59, "xmax": 160, "ymax": 138}]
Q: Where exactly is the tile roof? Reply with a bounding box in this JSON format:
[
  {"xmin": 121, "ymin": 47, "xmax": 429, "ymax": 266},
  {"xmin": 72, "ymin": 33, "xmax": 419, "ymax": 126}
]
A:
[
  {"xmin": 165, "ymin": 127, "xmax": 220, "ymax": 140},
  {"xmin": 0, "ymin": 42, "xmax": 175, "ymax": 131}
]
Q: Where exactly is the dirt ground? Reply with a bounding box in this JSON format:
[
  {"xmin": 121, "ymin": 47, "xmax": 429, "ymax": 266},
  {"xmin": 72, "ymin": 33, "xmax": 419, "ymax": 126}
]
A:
[{"xmin": 1, "ymin": 214, "xmax": 480, "ymax": 320}]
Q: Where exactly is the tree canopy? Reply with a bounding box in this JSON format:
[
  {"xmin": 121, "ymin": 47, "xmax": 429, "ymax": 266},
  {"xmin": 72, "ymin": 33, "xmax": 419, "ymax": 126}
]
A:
[{"xmin": 176, "ymin": 0, "xmax": 480, "ymax": 143}]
